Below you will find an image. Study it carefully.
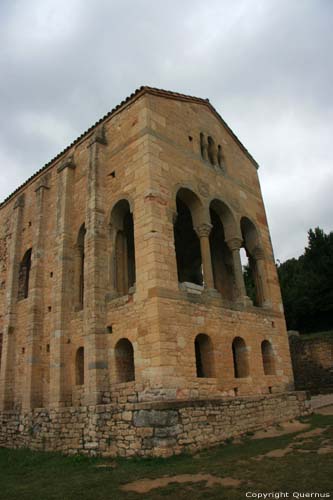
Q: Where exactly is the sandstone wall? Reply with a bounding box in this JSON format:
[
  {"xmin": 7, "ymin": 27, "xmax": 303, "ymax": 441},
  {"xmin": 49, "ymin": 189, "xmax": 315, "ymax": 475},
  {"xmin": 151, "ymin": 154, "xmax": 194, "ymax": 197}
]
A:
[{"xmin": 0, "ymin": 88, "xmax": 294, "ymax": 413}]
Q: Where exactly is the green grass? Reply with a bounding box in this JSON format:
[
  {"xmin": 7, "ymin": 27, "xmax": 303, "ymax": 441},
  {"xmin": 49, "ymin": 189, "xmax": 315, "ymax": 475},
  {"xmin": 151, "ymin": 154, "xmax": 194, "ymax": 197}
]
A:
[{"xmin": 1, "ymin": 414, "xmax": 333, "ymax": 500}]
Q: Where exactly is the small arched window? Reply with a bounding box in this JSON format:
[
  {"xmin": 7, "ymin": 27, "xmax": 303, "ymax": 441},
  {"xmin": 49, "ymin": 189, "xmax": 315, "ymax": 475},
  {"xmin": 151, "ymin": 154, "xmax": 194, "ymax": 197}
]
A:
[
  {"xmin": 232, "ymin": 337, "xmax": 249, "ymax": 378},
  {"xmin": 261, "ymin": 340, "xmax": 276, "ymax": 375},
  {"xmin": 207, "ymin": 136, "xmax": 217, "ymax": 166},
  {"xmin": 115, "ymin": 338, "xmax": 135, "ymax": 383},
  {"xmin": 18, "ymin": 248, "xmax": 32, "ymax": 300},
  {"xmin": 217, "ymin": 145, "xmax": 225, "ymax": 169},
  {"xmin": 194, "ymin": 334, "xmax": 215, "ymax": 378},
  {"xmin": 75, "ymin": 347, "xmax": 84, "ymax": 385}
]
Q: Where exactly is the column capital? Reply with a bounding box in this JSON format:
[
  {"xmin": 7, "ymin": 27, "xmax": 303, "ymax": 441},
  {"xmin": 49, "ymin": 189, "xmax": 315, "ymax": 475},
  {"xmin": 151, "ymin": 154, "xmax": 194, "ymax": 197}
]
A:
[
  {"xmin": 195, "ymin": 222, "xmax": 213, "ymax": 238},
  {"xmin": 253, "ymin": 246, "xmax": 265, "ymax": 260},
  {"xmin": 14, "ymin": 193, "xmax": 25, "ymax": 209},
  {"xmin": 35, "ymin": 174, "xmax": 50, "ymax": 192},
  {"xmin": 57, "ymin": 154, "xmax": 76, "ymax": 173},
  {"xmin": 88, "ymin": 124, "xmax": 107, "ymax": 147},
  {"xmin": 226, "ymin": 237, "xmax": 243, "ymax": 251}
]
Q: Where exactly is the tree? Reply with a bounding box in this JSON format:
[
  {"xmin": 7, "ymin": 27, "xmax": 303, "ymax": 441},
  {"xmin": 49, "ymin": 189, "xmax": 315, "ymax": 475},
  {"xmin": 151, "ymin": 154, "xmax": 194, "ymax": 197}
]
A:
[{"xmin": 277, "ymin": 227, "xmax": 333, "ymax": 333}]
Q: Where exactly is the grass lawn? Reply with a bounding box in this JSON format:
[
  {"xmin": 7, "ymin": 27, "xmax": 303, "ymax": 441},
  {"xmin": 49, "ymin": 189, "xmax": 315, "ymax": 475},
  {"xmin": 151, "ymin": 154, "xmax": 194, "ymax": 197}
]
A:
[{"xmin": 1, "ymin": 413, "xmax": 333, "ymax": 500}]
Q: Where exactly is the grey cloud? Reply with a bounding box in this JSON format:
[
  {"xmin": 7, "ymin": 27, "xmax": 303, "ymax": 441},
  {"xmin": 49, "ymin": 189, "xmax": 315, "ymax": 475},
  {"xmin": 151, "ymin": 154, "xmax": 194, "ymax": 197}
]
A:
[{"xmin": 0, "ymin": 0, "xmax": 332, "ymax": 261}]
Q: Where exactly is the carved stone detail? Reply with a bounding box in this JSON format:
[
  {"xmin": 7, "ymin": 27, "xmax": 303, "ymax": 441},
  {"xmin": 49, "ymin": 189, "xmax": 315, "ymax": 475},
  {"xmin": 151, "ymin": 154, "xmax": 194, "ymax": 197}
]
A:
[
  {"xmin": 195, "ymin": 223, "xmax": 213, "ymax": 238},
  {"xmin": 88, "ymin": 124, "xmax": 107, "ymax": 147},
  {"xmin": 14, "ymin": 194, "xmax": 25, "ymax": 209},
  {"xmin": 226, "ymin": 237, "xmax": 243, "ymax": 252},
  {"xmin": 252, "ymin": 246, "xmax": 265, "ymax": 260},
  {"xmin": 57, "ymin": 154, "xmax": 76, "ymax": 173}
]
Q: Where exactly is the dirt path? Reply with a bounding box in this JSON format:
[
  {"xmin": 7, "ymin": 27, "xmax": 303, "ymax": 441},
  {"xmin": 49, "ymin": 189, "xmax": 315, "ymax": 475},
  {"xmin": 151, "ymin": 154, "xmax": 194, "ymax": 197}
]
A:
[
  {"xmin": 120, "ymin": 474, "xmax": 242, "ymax": 493},
  {"xmin": 251, "ymin": 421, "xmax": 310, "ymax": 439}
]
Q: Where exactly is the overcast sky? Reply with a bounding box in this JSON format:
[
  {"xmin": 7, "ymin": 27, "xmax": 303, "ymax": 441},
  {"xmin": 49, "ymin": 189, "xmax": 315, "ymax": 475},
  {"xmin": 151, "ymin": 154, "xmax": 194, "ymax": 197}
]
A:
[{"xmin": 1, "ymin": 0, "xmax": 332, "ymax": 261}]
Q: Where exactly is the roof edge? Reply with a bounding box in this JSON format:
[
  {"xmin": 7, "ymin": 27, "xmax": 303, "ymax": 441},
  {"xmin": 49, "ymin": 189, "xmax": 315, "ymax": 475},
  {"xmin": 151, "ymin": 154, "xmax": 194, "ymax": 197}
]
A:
[{"xmin": 0, "ymin": 86, "xmax": 259, "ymax": 209}]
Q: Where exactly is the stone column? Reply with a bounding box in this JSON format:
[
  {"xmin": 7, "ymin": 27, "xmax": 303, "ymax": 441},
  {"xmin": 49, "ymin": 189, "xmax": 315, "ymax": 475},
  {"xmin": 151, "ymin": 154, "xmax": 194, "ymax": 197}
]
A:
[
  {"xmin": 253, "ymin": 246, "xmax": 271, "ymax": 307},
  {"xmin": 23, "ymin": 177, "xmax": 49, "ymax": 410},
  {"xmin": 84, "ymin": 125, "xmax": 109, "ymax": 405},
  {"xmin": 50, "ymin": 155, "xmax": 76, "ymax": 407},
  {"xmin": 0, "ymin": 194, "xmax": 24, "ymax": 410},
  {"xmin": 226, "ymin": 237, "xmax": 248, "ymax": 302},
  {"xmin": 195, "ymin": 223, "xmax": 214, "ymax": 289}
]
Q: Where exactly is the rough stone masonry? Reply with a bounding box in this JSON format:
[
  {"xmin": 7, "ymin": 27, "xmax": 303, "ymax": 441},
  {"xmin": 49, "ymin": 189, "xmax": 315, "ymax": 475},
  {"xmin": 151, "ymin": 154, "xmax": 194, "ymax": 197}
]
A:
[{"xmin": 0, "ymin": 86, "xmax": 310, "ymax": 457}]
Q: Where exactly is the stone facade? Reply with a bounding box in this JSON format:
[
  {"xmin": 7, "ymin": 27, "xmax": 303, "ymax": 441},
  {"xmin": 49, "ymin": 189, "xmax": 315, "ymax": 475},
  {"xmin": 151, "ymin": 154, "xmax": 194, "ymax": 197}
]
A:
[{"xmin": 0, "ymin": 87, "xmax": 300, "ymax": 456}]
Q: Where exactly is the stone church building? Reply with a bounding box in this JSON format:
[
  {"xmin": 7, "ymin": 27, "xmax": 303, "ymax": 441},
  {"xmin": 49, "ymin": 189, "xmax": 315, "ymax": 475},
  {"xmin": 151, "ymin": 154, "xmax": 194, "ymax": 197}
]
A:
[{"xmin": 0, "ymin": 87, "xmax": 309, "ymax": 456}]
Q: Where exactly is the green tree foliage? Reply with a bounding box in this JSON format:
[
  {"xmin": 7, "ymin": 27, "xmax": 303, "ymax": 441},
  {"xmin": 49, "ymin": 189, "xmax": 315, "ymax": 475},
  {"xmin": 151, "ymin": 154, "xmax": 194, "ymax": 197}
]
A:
[
  {"xmin": 277, "ymin": 227, "xmax": 333, "ymax": 333},
  {"xmin": 243, "ymin": 263, "xmax": 256, "ymax": 304}
]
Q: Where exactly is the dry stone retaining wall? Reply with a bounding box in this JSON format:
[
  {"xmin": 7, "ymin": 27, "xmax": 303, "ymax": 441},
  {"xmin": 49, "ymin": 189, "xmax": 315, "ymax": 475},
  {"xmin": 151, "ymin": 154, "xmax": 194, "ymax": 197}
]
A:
[
  {"xmin": 289, "ymin": 335, "xmax": 333, "ymax": 393},
  {"xmin": 0, "ymin": 392, "xmax": 310, "ymax": 458}
]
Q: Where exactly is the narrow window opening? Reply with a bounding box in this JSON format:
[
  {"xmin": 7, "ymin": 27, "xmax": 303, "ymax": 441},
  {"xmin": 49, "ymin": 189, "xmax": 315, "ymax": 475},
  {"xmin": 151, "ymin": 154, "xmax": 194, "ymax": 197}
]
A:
[
  {"xmin": 115, "ymin": 338, "xmax": 135, "ymax": 383},
  {"xmin": 207, "ymin": 136, "xmax": 217, "ymax": 166},
  {"xmin": 200, "ymin": 133, "xmax": 207, "ymax": 160},
  {"xmin": 217, "ymin": 145, "xmax": 225, "ymax": 169},
  {"xmin": 111, "ymin": 200, "xmax": 136, "ymax": 296},
  {"xmin": 76, "ymin": 224, "xmax": 86, "ymax": 309},
  {"xmin": 232, "ymin": 337, "xmax": 249, "ymax": 378},
  {"xmin": 195, "ymin": 334, "xmax": 215, "ymax": 378},
  {"xmin": 261, "ymin": 340, "xmax": 276, "ymax": 375},
  {"xmin": 75, "ymin": 347, "xmax": 84, "ymax": 385},
  {"xmin": 18, "ymin": 248, "xmax": 32, "ymax": 300}
]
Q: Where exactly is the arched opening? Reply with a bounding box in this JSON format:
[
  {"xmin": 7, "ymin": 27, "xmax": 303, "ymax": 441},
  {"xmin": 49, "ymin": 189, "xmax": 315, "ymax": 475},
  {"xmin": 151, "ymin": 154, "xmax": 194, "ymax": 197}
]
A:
[
  {"xmin": 18, "ymin": 248, "xmax": 32, "ymax": 300},
  {"xmin": 174, "ymin": 188, "xmax": 203, "ymax": 285},
  {"xmin": 195, "ymin": 334, "xmax": 215, "ymax": 378},
  {"xmin": 241, "ymin": 217, "xmax": 266, "ymax": 307},
  {"xmin": 261, "ymin": 340, "xmax": 276, "ymax": 375},
  {"xmin": 200, "ymin": 133, "xmax": 207, "ymax": 160},
  {"xmin": 75, "ymin": 347, "xmax": 84, "ymax": 385},
  {"xmin": 232, "ymin": 337, "xmax": 249, "ymax": 378},
  {"xmin": 110, "ymin": 200, "xmax": 136, "ymax": 295},
  {"xmin": 207, "ymin": 136, "xmax": 217, "ymax": 166},
  {"xmin": 115, "ymin": 338, "xmax": 135, "ymax": 383},
  {"xmin": 209, "ymin": 205, "xmax": 235, "ymax": 300},
  {"xmin": 77, "ymin": 224, "xmax": 86, "ymax": 309},
  {"xmin": 217, "ymin": 145, "xmax": 225, "ymax": 169}
]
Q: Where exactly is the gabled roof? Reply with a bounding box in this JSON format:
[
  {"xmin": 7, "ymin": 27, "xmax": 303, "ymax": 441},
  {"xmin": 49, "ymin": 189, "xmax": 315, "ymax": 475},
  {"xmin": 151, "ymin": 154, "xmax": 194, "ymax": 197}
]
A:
[{"xmin": 0, "ymin": 86, "xmax": 259, "ymax": 208}]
